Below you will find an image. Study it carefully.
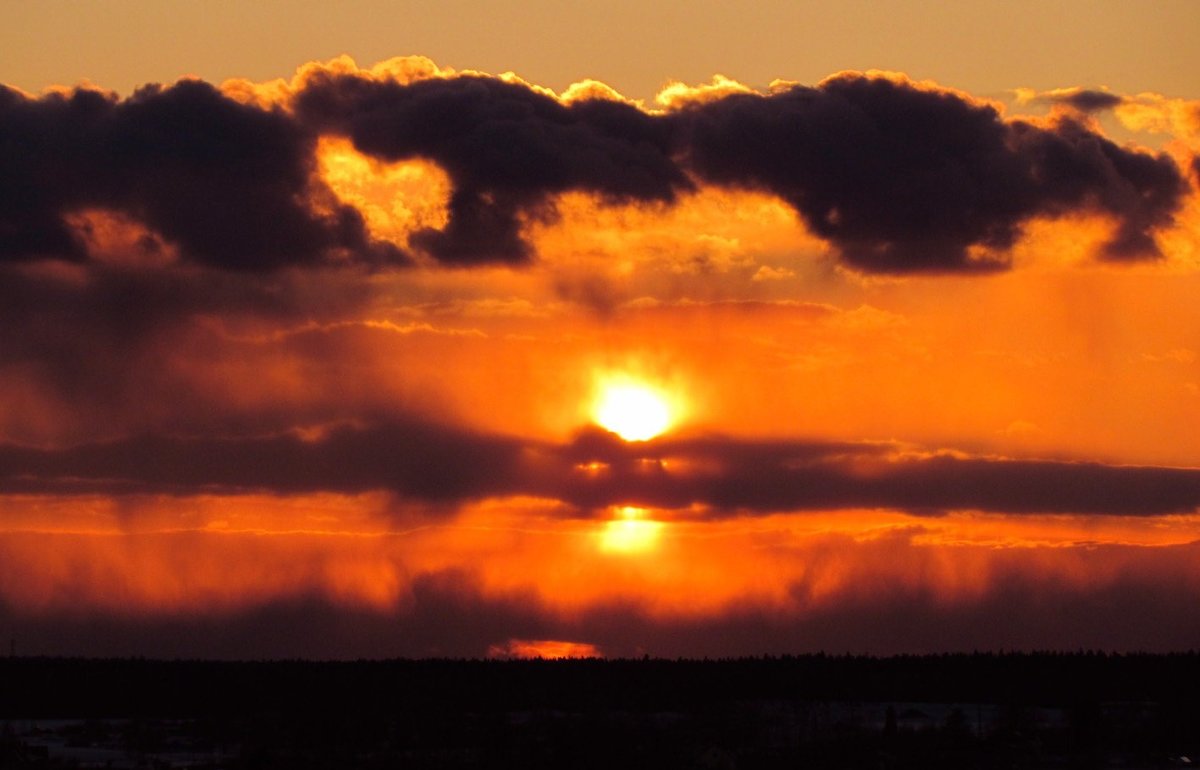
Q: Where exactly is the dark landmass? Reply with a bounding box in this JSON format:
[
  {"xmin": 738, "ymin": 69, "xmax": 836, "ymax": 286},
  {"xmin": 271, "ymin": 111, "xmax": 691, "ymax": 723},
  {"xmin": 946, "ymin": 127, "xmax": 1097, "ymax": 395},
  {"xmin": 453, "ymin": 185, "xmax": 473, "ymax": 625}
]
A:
[{"xmin": 2, "ymin": 652, "xmax": 1198, "ymax": 768}]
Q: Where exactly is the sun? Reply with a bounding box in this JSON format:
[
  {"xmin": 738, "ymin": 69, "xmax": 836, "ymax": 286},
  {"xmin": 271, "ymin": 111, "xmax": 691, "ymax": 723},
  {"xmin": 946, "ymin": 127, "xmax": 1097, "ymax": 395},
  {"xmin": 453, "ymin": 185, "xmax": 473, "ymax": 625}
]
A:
[{"xmin": 592, "ymin": 379, "xmax": 673, "ymax": 441}]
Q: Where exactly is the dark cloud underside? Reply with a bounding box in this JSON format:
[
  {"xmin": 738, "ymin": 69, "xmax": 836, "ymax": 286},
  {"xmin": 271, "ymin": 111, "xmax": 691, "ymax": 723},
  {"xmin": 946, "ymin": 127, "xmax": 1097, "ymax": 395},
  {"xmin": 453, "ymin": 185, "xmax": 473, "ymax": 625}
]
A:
[
  {"xmin": 0, "ymin": 81, "xmax": 403, "ymax": 270},
  {"xmin": 3, "ymin": 424, "xmax": 1199, "ymax": 516},
  {"xmin": 679, "ymin": 76, "xmax": 1184, "ymax": 271},
  {"xmin": 294, "ymin": 73, "xmax": 689, "ymax": 263},
  {"xmin": 1037, "ymin": 89, "xmax": 1125, "ymax": 112}
]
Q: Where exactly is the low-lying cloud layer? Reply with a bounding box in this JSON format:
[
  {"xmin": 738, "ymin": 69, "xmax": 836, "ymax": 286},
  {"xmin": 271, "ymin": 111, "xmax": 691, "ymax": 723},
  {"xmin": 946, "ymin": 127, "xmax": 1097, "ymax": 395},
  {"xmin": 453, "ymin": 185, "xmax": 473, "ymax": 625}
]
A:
[
  {"xmin": 3, "ymin": 423, "xmax": 1199, "ymax": 517},
  {"xmin": 4, "ymin": 547, "xmax": 1200, "ymax": 658}
]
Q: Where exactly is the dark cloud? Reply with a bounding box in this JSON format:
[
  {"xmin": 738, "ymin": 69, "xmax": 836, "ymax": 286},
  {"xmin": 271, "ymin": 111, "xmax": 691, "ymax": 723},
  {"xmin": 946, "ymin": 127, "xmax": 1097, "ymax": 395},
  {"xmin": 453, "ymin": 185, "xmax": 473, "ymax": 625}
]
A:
[
  {"xmin": 295, "ymin": 70, "xmax": 1187, "ymax": 272},
  {"xmin": 0, "ymin": 81, "xmax": 403, "ymax": 270},
  {"xmin": 1, "ymin": 71, "xmax": 1189, "ymax": 274},
  {"xmin": 295, "ymin": 73, "xmax": 689, "ymax": 263},
  {"xmin": 3, "ymin": 423, "xmax": 1199, "ymax": 516},
  {"xmin": 554, "ymin": 432, "xmax": 1200, "ymax": 516},
  {"xmin": 1008, "ymin": 116, "xmax": 1184, "ymax": 258},
  {"xmin": 0, "ymin": 86, "xmax": 94, "ymax": 263},
  {"xmin": 0, "ymin": 420, "xmax": 526, "ymax": 501},
  {"xmin": 1036, "ymin": 89, "xmax": 1125, "ymax": 112},
  {"xmin": 676, "ymin": 74, "xmax": 1186, "ymax": 271}
]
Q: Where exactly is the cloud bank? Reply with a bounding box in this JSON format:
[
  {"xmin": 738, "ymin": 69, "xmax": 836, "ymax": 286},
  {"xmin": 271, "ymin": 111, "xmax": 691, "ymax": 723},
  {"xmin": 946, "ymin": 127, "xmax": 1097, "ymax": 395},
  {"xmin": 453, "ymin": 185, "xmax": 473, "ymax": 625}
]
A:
[
  {"xmin": 2, "ymin": 63, "xmax": 1191, "ymax": 274},
  {"xmin": 3, "ymin": 423, "xmax": 1199, "ymax": 517}
]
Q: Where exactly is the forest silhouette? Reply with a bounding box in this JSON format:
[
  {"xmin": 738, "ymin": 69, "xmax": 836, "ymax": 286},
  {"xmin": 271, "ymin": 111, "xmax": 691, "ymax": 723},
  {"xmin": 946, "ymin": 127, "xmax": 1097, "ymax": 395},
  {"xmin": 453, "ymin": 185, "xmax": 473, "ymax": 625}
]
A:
[{"xmin": 2, "ymin": 652, "xmax": 1198, "ymax": 768}]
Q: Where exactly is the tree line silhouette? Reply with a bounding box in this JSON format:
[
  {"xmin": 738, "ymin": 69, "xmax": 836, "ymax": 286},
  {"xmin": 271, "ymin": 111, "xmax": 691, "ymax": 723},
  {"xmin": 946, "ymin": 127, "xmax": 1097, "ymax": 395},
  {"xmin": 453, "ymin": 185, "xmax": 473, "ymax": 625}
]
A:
[{"xmin": 2, "ymin": 652, "xmax": 1198, "ymax": 768}]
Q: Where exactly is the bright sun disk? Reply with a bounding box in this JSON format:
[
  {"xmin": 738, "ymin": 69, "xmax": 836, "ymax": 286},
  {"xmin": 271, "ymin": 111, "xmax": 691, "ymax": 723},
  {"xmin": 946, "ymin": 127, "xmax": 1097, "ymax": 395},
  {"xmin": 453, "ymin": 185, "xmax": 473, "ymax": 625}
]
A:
[{"xmin": 593, "ymin": 381, "xmax": 672, "ymax": 441}]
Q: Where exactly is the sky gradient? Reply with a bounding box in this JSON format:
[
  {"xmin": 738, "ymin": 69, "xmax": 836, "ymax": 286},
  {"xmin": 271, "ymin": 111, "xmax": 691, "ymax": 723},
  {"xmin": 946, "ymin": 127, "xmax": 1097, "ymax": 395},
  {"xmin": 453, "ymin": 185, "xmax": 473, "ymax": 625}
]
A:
[{"xmin": 2, "ymin": 3, "xmax": 1200, "ymax": 658}]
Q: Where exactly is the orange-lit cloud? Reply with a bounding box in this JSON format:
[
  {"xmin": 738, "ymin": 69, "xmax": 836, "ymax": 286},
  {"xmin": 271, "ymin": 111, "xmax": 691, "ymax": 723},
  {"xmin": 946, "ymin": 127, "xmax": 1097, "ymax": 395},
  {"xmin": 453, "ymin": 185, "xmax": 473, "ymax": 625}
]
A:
[{"xmin": 315, "ymin": 136, "xmax": 452, "ymax": 252}]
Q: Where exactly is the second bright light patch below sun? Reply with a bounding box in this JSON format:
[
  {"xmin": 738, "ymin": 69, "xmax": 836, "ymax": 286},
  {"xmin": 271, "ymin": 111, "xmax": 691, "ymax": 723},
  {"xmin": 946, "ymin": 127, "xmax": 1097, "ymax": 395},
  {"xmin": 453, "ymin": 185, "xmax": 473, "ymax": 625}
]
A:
[{"xmin": 600, "ymin": 507, "xmax": 663, "ymax": 554}]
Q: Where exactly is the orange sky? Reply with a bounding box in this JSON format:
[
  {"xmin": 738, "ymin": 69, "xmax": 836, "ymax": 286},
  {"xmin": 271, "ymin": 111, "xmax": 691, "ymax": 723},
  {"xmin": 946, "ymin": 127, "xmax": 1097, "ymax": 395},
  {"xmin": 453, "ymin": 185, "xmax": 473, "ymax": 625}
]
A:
[
  {"xmin": 4, "ymin": 1, "xmax": 1198, "ymax": 103},
  {"xmin": 1, "ymin": 36, "xmax": 1199, "ymax": 657}
]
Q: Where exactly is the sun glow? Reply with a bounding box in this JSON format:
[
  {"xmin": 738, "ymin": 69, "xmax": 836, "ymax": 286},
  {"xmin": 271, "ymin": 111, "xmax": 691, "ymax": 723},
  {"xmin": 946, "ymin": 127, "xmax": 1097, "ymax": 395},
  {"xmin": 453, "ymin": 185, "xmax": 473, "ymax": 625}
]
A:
[
  {"xmin": 487, "ymin": 639, "xmax": 602, "ymax": 659},
  {"xmin": 600, "ymin": 506, "xmax": 663, "ymax": 553},
  {"xmin": 593, "ymin": 379, "xmax": 673, "ymax": 441}
]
